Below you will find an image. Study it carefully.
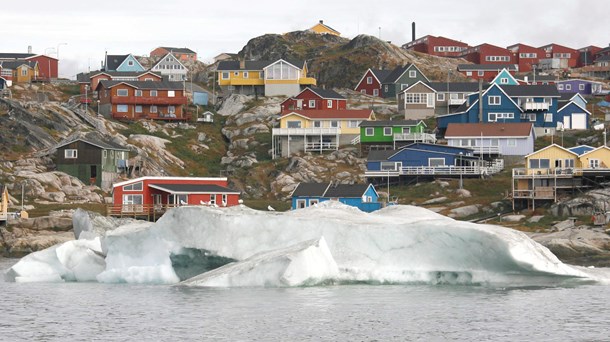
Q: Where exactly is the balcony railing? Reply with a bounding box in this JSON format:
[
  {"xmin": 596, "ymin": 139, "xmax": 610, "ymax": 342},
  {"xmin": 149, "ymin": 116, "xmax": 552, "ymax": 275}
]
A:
[
  {"xmin": 394, "ymin": 132, "xmax": 437, "ymax": 143},
  {"xmin": 366, "ymin": 159, "xmax": 504, "ymax": 178},
  {"xmin": 470, "ymin": 145, "xmax": 501, "ymax": 155},
  {"xmin": 305, "ymin": 142, "xmax": 338, "ymax": 151},
  {"xmin": 521, "ymin": 102, "xmax": 550, "ymax": 111},
  {"xmin": 448, "ymin": 98, "xmax": 466, "ymax": 105},
  {"xmin": 272, "ymin": 127, "xmax": 340, "ymax": 136},
  {"xmin": 513, "ymin": 168, "xmax": 577, "ymax": 178},
  {"xmin": 512, "ymin": 187, "xmax": 555, "ymax": 199},
  {"xmin": 111, "ymin": 96, "xmax": 187, "ymax": 105}
]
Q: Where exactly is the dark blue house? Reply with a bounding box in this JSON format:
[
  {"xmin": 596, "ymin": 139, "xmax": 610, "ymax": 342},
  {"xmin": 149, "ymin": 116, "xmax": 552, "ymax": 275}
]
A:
[
  {"xmin": 436, "ymin": 83, "xmax": 562, "ymax": 136},
  {"xmin": 365, "ymin": 142, "xmax": 503, "ymax": 181},
  {"xmin": 291, "ymin": 182, "xmax": 381, "ymax": 212},
  {"xmin": 556, "ymin": 94, "xmax": 591, "ymax": 130}
]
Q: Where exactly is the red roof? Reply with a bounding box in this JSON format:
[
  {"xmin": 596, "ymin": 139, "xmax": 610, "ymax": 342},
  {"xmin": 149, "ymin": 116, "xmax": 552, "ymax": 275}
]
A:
[
  {"xmin": 283, "ymin": 109, "xmax": 373, "ymax": 120},
  {"xmin": 445, "ymin": 123, "xmax": 534, "ymax": 137}
]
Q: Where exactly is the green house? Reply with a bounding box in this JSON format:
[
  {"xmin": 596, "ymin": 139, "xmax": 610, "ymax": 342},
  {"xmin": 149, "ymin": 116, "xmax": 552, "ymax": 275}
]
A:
[
  {"xmin": 381, "ymin": 64, "xmax": 430, "ymax": 99},
  {"xmin": 56, "ymin": 136, "xmax": 130, "ymax": 190},
  {"xmin": 359, "ymin": 120, "xmax": 435, "ymax": 152}
]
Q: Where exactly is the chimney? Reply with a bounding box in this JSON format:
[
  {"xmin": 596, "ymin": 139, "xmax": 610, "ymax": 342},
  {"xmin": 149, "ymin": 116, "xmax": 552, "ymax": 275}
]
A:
[
  {"xmin": 239, "ymin": 57, "xmax": 245, "ymax": 69},
  {"xmin": 28, "ymin": 45, "xmax": 32, "ymax": 54},
  {"xmin": 412, "ymin": 22, "xmax": 416, "ymax": 42},
  {"xmin": 319, "ymin": 20, "xmax": 324, "ymax": 24}
]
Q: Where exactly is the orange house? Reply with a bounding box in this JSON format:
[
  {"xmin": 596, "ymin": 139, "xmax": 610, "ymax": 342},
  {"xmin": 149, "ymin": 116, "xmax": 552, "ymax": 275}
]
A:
[{"xmin": 150, "ymin": 47, "xmax": 197, "ymax": 61}]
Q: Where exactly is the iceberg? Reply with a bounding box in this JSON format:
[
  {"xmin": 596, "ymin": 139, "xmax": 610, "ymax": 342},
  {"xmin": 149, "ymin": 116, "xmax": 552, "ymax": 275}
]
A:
[{"xmin": 5, "ymin": 202, "xmax": 606, "ymax": 286}]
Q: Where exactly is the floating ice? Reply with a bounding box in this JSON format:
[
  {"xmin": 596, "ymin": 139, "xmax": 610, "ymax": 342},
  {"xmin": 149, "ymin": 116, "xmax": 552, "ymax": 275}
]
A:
[{"xmin": 5, "ymin": 202, "xmax": 606, "ymax": 286}]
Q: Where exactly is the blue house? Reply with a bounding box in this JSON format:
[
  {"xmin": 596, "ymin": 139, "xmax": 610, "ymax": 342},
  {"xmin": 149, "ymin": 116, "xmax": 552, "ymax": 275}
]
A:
[
  {"xmin": 490, "ymin": 68, "xmax": 519, "ymax": 86},
  {"xmin": 557, "ymin": 98, "xmax": 591, "ymax": 130},
  {"xmin": 104, "ymin": 54, "xmax": 145, "ymax": 72},
  {"xmin": 364, "ymin": 142, "xmax": 504, "ymax": 183},
  {"xmin": 436, "ymin": 83, "xmax": 562, "ymax": 136},
  {"xmin": 291, "ymin": 182, "xmax": 381, "ymax": 212}
]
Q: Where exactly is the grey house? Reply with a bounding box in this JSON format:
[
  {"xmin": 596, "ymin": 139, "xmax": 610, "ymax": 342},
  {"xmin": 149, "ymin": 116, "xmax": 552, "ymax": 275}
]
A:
[{"xmin": 381, "ymin": 64, "xmax": 429, "ymax": 99}]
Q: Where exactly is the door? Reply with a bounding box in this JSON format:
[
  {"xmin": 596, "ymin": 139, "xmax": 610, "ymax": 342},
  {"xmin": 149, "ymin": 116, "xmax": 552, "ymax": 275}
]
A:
[
  {"xmin": 427, "ymin": 93, "xmax": 434, "ymax": 108},
  {"xmin": 89, "ymin": 165, "xmax": 97, "ymax": 185},
  {"xmin": 571, "ymin": 113, "xmax": 587, "ymax": 129},
  {"xmin": 563, "ymin": 116, "xmax": 571, "ymax": 129}
]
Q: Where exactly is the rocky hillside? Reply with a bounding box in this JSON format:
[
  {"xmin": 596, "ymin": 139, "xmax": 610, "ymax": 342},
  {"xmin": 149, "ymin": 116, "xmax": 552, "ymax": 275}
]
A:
[{"xmin": 238, "ymin": 31, "xmax": 468, "ymax": 88}]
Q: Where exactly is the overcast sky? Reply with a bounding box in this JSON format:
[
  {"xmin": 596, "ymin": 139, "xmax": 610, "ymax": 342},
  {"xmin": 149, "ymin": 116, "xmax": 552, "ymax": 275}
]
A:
[{"xmin": 2, "ymin": 0, "xmax": 608, "ymax": 79}]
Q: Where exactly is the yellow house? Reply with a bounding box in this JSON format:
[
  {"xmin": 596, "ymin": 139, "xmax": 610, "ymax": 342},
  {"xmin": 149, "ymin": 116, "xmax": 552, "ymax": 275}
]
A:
[
  {"xmin": 272, "ymin": 109, "xmax": 375, "ymax": 158},
  {"xmin": 5, "ymin": 60, "xmax": 39, "ymax": 83},
  {"xmin": 309, "ymin": 20, "xmax": 340, "ymax": 36},
  {"xmin": 217, "ymin": 59, "xmax": 316, "ymax": 97},
  {"xmin": 0, "ymin": 185, "xmax": 8, "ymax": 225},
  {"xmin": 512, "ymin": 144, "xmax": 610, "ymax": 209}
]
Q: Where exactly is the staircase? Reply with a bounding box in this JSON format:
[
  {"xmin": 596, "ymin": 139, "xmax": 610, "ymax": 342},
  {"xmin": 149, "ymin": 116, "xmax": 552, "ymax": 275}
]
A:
[{"xmin": 351, "ymin": 135, "xmax": 360, "ymax": 145}]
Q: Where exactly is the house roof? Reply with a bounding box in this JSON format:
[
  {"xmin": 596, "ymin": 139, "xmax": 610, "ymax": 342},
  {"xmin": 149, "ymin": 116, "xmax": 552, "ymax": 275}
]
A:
[
  {"xmin": 311, "ymin": 21, "xmax": 340, "ymax": 35},
  {"xmin": 113, "ymin": 176, "xmax": 228, "ymax": 188},
  {"xmin": 367, "ymin": 149, "xmax": 398, "ymax": 161},
  {"xmin": 292, "ymin": 182, "xmax": 372, "ymax": 198},
  {"xmin": 97, "ymin": 80, "xmax": 185, "ymax": 91},
  {"xmin": 158, "ymin": 47, "xmax": 196, "ymax": 54},
  {"xmin": 77, "ymin": 70, "xmax": 161, "ymax": 83},
  {"xmin": 458, "ymin": 64, "xmax": 518, "ymax": 71},
  {"xmin": 152, "ymin": 53, "xmax": 186, "ymax": 69},
  {"xmin": 371, "ymin": 69, "xmax": 393, "ymax": 83},
  {"xmin": 148, "ymin": 183, "xmax": 240, "ymax": 194},
  {"xmin": 359, "ymin": 119, "xmax": 423, "ymax": 127},
  {"xmin": 382, "ymin": 64, "xmax": 414, "ymax": 84},
  {"xmin": 445, "ymin": 123, "xmax": 534, "ymax": 138},
  {"xmin": 568, "ymin": 145, "xmax": 595, "ymax": 156},
  {"xmin": 105, "ymin": 55, "xmax": 129, "ymax": 71},
  {"xmin": 217, "ymin": 60, "xmax": 270, "ymax": 71},
  {"xmin": 55, "ymin": 136, "xmax": 129, "ymax": 151},
  {"xmin": 283, "ymin": 109, "xmax": 373, "ymax": 120},
  {"xmin": 428, "ymin": 82, "xmax": 484, "ymax": 92},
  {"xmin": 500, "ymin": 84, "xmax": 560, "ymax": 97},
  {"xmin": 596, "ymin": 55, "xmax": 610, "ymax": 62},
  {"xmin": 305, "ymin": 86, "xmax": 344, "ymax": 99},
  {"xmin": 367, "ymin": 144, "xmax": 478, "ymax": 162},
  {"xmin": 0, "ymin": 60, "xmax": 36, "ymax": 69},
  {"xmin": 524, "ymin": 144, "xmax": 578, "ymax": 159},
  {"xmin": 0, "ymin": 53, "xmax": 35, "ymax": 60}
]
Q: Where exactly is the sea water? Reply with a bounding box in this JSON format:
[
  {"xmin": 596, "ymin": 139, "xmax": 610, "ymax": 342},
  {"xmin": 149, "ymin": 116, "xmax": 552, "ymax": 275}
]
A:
[{"xmin": 2, "ymin": 258, "xmax": 609, "ymax": 341}]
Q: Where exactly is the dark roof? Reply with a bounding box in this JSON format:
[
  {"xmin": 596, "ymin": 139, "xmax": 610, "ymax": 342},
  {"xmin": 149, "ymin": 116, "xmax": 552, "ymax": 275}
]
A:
[
  {"xmin": 0, "ymin": 53, "xmax": 35, "ymax": 60},
  {"xmin": 559, "ymin": 93, "xmax": 578, "ymax": 101},
  {"xmin": 217, "ymin": 60, "xmax": 270, "ymax": 71},
  {"xmin": 500, "ymin": 84, "xmax": 560, "ymax": 97},
  {"xmin": 428, "ymin": 82, "xmax": 484, "ymax": 92},
  {"xmin": 77, "ymin": 70, "xmax": 160, "ymax": 82},
  {"xmin": 306, "ymin": 86, "xmax": 344, "ymax": 99},
  {"xmin": 97, "ymin": 80, "xmax": 185, "ymax": 90},
  {"xmin": 105, "ymin": 55, "xmax": 129, "ymax": 71},
  {"xmin": 382, "ymin": 64, "xmax": 412, "ymax": 84},
  {"xmin": 291, "ymin": 183, "xmax": 329, "ymax": 197},
  {"xmin": 458, "ymin": 64, "xmax": 517, "ymax": 71},
  {"xmin": 445, "ymin": 123, "xmax": 534, "ymax": 137},
  {"xmin": 292, "ymin": 182, "xmax": 371, "ymax": 198},
  {"xmin": 596, "ymin": 55, "xmax": 610, "ymax": 62},
  {"xmin": 453, "ymin": 100, "xmax": 472, "ymax": 113},
  {"xmin": 0, "ymin": 60, "xmax": 35, "ymax": 69},
  {"xmin": 56, "ymin": 135, "xmax": 129, "ymax": 151},
  {"xmin": 159, "ymin": 47, "xmax": 196, "ymax": 54},
  {"xmin": 359, "ymin": 120, "xmax": 421, "ymax": 127},
  {"xmin": 148, "ymin": 183, "xmax": 240, "ymax": 194},
  {"xmin": 367, "ymin": 149, "xmax": 398, "ymax": 161},
  {"xmin": 371, "ymin": 69, "xmax": 392, "ymax": 82}
]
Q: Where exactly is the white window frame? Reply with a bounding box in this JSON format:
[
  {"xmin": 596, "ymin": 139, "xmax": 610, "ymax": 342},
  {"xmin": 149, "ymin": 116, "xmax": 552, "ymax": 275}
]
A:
[
  {"xmin": 383, "ymin": 127, "xmax": 392, "ymax": 136},
  {"xmin": 380, "ymin": 162, "xmax": 400, "ymax": 171},
  {"xmin": 168, "ymin": 90, "xmax": 175, "ymax": 97},
  {"xmin": 579, "ymin": 84, "xmax": 585, "ymax": 91},
  {"xmin": 428, "ymin": 158, "xmax": 446, "ymax": 167},
  {"xmin": 466, "ymin": 71, "xmax": 472, "ymax": 76},
  {"xmin": 330, "ymin": 121, "xmax": 339, "ymax": 128},
  {"xmin": 117, "ymin": 104, "xmax": 128, "ymax": 113},
  {"xmin": 150, "ymin": 90, "xmax": 157, "ymax": 97},
  {"xmin": 409, "ymin": 70, "xmax": 416, "ymax": 78},
  {"xmin": 313, "ymin": 120, "xmax": 322, "ymax": 128},
  {"xmin": 373, "ymin": 89, "xmax": 379, "ymax": 96},
  {"xmin": 134, "ymin": 89, "xmax": 142, "ymax": 97},
  {"xmin": 566, "ymin": 84, "xmax": 572, "ymax": 90},
  {"xmin": 135, "ymin": 105, "xmax": 142, "ymax": 113},
  {"xmin": 150, "ymin": 105, "xmax": 158, "ymax": 113},
  {"xmin": 365, "ymin": 127, "xmax": 374, "ymax": 136},
  {"xmin": 507, "ymin": 139, "xmax": 517, "ymax": 147},
  {"xmin": 243, "ymin": 71, "xmax": 249, "ymax": 79},
  {"xmin": 367, "ymin": 76, "xmax": 372, "ymax": 84},
  {"xmin": 488, "ymin": 96, "xmax": 501, "ymax": 105},
  {"xmin": 544, "ymin": 113, "xmax": 553, "ymax": 122},
  {"xmin": 222, "ymin": 194, "xmax": 227, "ymax": 205},
  {"xmin": 558, "ymin": 84, "xmax": 564, "ymax": 90},
  {"xmin": 123, "ymin": 181, "xmax": 143, "ymax": 191},
  {"xmin": 103, "ymin": 150, "xmax": 107, "ymax": 158},
  {"xmin": 501, "ymin": 78, "xmax": 508, "ymax": 84},
  {"xmin": 308, "ymin": 99, "xmax": 315, "ymax": 108},
  {"xmin": 221, "ymin": 72, "xmax": 229, "ymax": 79},
  {"xmin": 348, "ymin": 120, "xmax": 359, "ymax": 128},
  {"xmin": 590, "ymin": 159, "xmax": 600, "ymax": 168},
  {"xmin": 529, "ymin": 113, "xmax": 537, "ymax": 122},
  {"xmin": 296, "ymin": 199, "xmax": 306, "ymax": 209},
  {"xmin": 64, "ymin": 149, "xmax": 78, "ymax": 159},
  {"xmin": 478, "ymin": 71, "xmax": 484, "ymax": 76},
  {"xmin": 327, "ymin": 100, "xmax": 332, "ymax": 108},
  {"xmin": 117, "ymin": 89, "xmax": 128, "ymax": 96},
  {"xmin": 287, "ymin": 121, "xmax": 302, "ymax": 128},
  {"xmin": 437, "ymin": 93, "xmax": 445, "ymax": 101},
  {"xmin": 210, "ymin": 194, "xmax": 216, "ymax": 205},
  {"xmin": 309, "ymin": 199, "xmax": 319, "ymax": 206}
]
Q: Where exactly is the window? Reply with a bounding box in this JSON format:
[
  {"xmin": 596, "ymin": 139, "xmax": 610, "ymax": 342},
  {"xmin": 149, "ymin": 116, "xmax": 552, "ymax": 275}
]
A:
[
  {"xmin": 529, "ymin": 113, "xmax": 537, "ymax": 122},
  {"xmin": 171, "ymin": 194, "xmax": 187, "ymax": 207},
  {"xmin": 507, "ymin": 139, "xmax": 517, "ymax": 146},
  {"xmin": 466, "ymin": 71, "xmax": 473, "ymax": 76},
  {"xmin": 383, "ymin": 127, "xmax": 392, "ymax": 136},
  {"xmin": 500, "ymin": 78, "xmax": 508, "ymax": 84},
  {"xmin": 327, "ymin": 100, "xmax": 332, "ymax": 108},
  {"xmin": 135, "ymin": 90, "xmax": 142, "ymax": 97},
  {"xmin": 243, "ymin": 72, "xmax": 248, "ymax": 78},
  {"xmin": 488, "ymin": 96, "xmax": 501, "ymax": 105},
  {"xmin": 21, "ymin": 67, "xmax": 28, "ymax": 76},
  {"xmin": 373, "ymin": 89, "xmax": 379, "ymax": 96},
  {"xmin": 168, "ymin": 106, "xmax": 175, "ymax": 114},
  {"xmin": 210, "ymin": 194, "xmax": 216, "ymax": 205},
  {"xmin": 128, "ymin": 60, "xmax": 134, "ymax": 66},
  {"xmin": 409, "ymin": 70, "xmax": 416, "ymax": 78},
  {"xmin": 565, "ymin": 159, "xmax": 575, "ymax": 168},
  {"xmin": 544, "ymin": 113, "xmax": 553, "ymax": 122},
  {"xmin": 287, "ymin": 121, "xmax": 302, "ymax": 128},
  {"xmin": 361, "ymin": 89, "xmax": 366, "ymax": 94},
  {"xmin": 265, "ymin": 61, "xmax": 299, "ymax": 80},
  {"xmin": 348, "ymin": 120, "xmax": 359, "ymax": 128},
  {"xmin": 234, "ymin": 72, "xmax": 239, "ymax": 76},
  {"xmin": 488, "ymin": 113, "xmax": 513, "ymax": 122},
  {"xmin": 222, "ymin": 194, "xmax": 227, "ymax": 205},
  {"xmin": 402, "ymin": 127, "xmax": 411, "ymax": 134},
  {"xmin": 296, "ymin": 199, "xmax": 306, "ymax": 209},
  {"xmin": 330, "ymin": 121, "xmax": 339, "ymax": 128},
  {"xmin": 168, "ymin": 90, "xmax": 175, "ymax": 97},
  {"xmin": 381, "ymin": 162, "xmax": 399, "ymax": 171},
  {"xmin": 309, "ymin": 199, "xmax": 319, "ymax": 206},
  {"xmin": 313, "ymin": 121, "xmax": 321, "ymax": 128},
  {"xmin": 579, "ymin": 84, "xmax": 585, "ymax": 91},
  {"xmin": 566, "ymin": 84, "xmax": 572, "ymax": 90},
  {"xmin": 64, "ymin": 149, "xmax": 77, "ymax": 159},
  {"xmin": 135, "ymin": 105, "xmax": 142, "ymax": 113},
  {"xmin": 405, "ymin": 93, "xmax": 428, "ymax": 104},
  {"xmin": 428, "ymin": 158, "xmax": 446, "ymax": 167},
  {"xmin": 122, "ymin": 194, "xmax": 143, "ymax": 209},
  {"xmin": 558, "ymin": 84, "xmax": 564, "ymax": 90},
  {"xmin": 150, "ymin": 90, "xmax": 157, "ymax": 97},
  {"xmin": 478, "ymin": 71, "xmax": 484, "ymax": 76},
  {"xmin": 437, "ymin": 93, "xmax": 445, "ymax": 101},
  {"xmin": 490, "ymin": 139, "xmax": 499, "ymax": 146},
  {"xmin": 367, "ymin": 76, "xmax": 372, "ymax": 84},
  {"xmin": 401, "ymin": 84, "xmax": 409, "ymax": 90},
  {"xmin": 150, "ymin": 105, "xmax": 157, "ymax": 113},
  {"xmin": 103, "ymin": 150, "xmax": 107, "ymax": 158},
  {"xmin": 308, "ymin": 100, "xmax": 315, "ymax": 108},
  {"xmin": 590, "ymin": 159, "xmax": 600, "ymax": 168},
  {"xmin": 117, "ymin": 104, "xmax": 128, "ymax": 113},
  {"xmin": 384, "ymin": 85, "xmax": 388, "ymax": 92},
  {"xmin": 123, "ymin": 182, "xmax": 143, "ymax": 191},
  {"xmin": 110, "ymin": 150, "xmax": 115, "ymax": 158},
  {"xmin": 221, "ymin": 72, "xmax": 229, "ymax": 79},
  {"xmin": 365, "ymin": 127, "xmax": 374, "ymax": 136},
  {"xmin": 529, "ymin": 159, "xmax": 550, "ymax": 168},
  {"xmin": 117, "ymin": 89, "xmax": 128, "ymax": 96}
]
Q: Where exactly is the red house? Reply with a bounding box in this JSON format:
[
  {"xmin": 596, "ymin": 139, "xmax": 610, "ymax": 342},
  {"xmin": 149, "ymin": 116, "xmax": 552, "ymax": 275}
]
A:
[
  {"xmin": 150, "ymin": 47, "xmax": 197, "ymax": 61},
  {"xmin": 459, "ymin": 44, "xmax": 513, "ymax": 65},
  {"xmin": 0, "ymin": 53, "xmax": 58, "ymax": 80},
  {"xmin": 77, "ymin": 70, "xmax": 162, "ymax": 95},
  {"xmin": 402, "ymin": 35, "xmax": 470, "ymax": 57},
  {"xmin": 110, "ymin": 176, "xmax": 241, "ymax": 217},
  {"xmin": 539, "ymin": 43, "xmax": 578, "ymax": 68},
  {"xmin": 96, "ymin": 80, "xmax": 188, "ymax": 121},
  {"xmin": 280, "ymin": 87, "xmax": 346, "ymax": 112},
  {"xmin": 578, "ymin": 45, "xmax": 602, "ymax": 67},
  {"xmin": 507, "ymin": 43, "xmax": 545, "ymax": 72},
  {"xmin": 354, "ymin": 68, "xmax": 392, "ymax": 97},
  {"xmin": 457, "ymin": 64, "xmax": 517, "ymax": 82}
]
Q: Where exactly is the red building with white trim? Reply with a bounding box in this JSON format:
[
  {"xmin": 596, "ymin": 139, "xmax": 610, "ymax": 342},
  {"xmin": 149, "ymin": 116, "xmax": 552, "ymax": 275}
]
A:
[
  {"xmin": 280, "ymin": 87, "xmax": 346, "ymax": 112},
  {"xmin": 354, "ymin": 68, "xmax": 392, "ymax": 97},
  {"xmin": 111, "ymin": 176, "xmax": 241, "ymax": 216},
  {"xmin": 539, "ymin": 43, "xmax": 578, "ymax": 68},
  {"xmin": 459, "ymin": 44, "xmax": 513, "ymax": 65},
  {"xmin": 402, "ymin": 35, "xmax": 470, "ymax": 57},
  {"xmin": 507, "ymin": 43, "xmax": 545, "ymax": 72}
]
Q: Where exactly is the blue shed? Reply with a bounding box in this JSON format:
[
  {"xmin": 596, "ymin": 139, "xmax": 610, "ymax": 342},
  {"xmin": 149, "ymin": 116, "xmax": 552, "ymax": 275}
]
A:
[{"xmin": 291, "ymin": 182, "xmax": 381, "ymax": 212}]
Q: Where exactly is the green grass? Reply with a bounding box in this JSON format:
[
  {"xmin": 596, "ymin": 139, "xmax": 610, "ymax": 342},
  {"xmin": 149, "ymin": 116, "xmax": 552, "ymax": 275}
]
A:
[{"xmin": 26, "ymin": 203, "xmax": 108, "ymax": 218}]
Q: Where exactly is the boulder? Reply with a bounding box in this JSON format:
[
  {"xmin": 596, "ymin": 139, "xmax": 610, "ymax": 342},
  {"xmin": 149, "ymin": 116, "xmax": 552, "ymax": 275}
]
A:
[
  {"xmin": 422, "ymin": 197, "xmax": 448, "ymax": 205},
  {"xmin": 502, "ymin": 214, "xmax": 526, "ymax": 222},
  {"xmin": 448, "ymin": 205, "xmax": 479, "ymax": 218},
  {"xmin": 528, "ymin": 215, "xmax": 544, "ymax": 223},
  {"xmin": 456, "ymin": 189, "xmax": 471, "ymax": 198}
]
